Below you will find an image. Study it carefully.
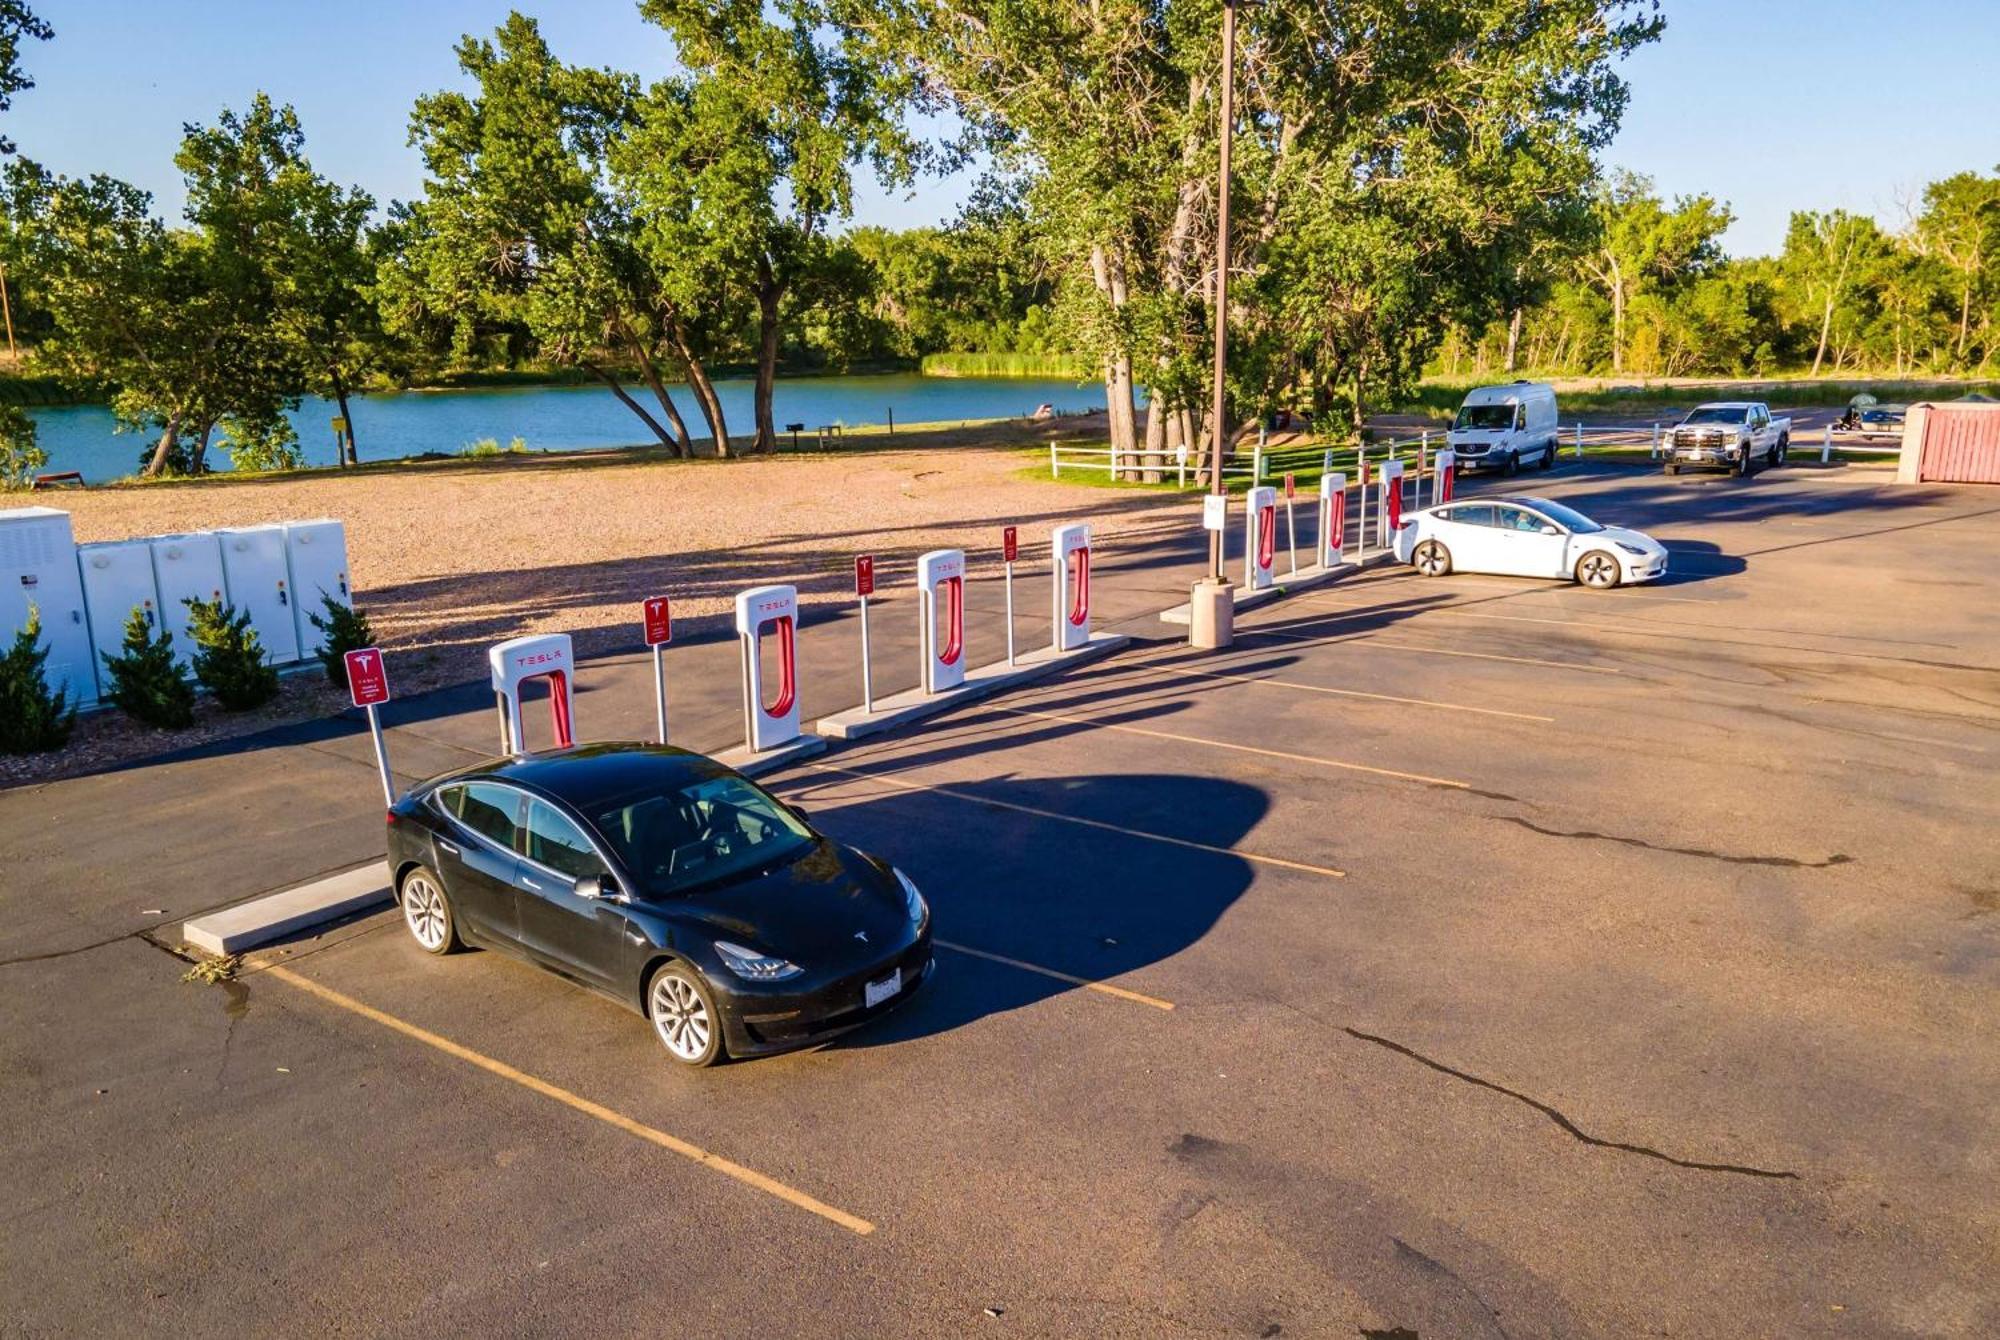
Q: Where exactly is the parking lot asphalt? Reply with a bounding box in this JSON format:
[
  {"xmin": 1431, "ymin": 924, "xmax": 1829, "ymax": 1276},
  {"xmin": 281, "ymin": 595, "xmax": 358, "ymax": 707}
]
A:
[{"xmin": 4, "ymin": 456, "xmax": 1998, "ymax": 1337}]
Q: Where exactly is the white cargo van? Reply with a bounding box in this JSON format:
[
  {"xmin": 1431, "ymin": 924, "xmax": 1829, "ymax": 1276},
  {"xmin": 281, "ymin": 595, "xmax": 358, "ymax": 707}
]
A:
[{"xmin": 1446, "ymin": 381, "xmax": 1560, "ymax": 475}]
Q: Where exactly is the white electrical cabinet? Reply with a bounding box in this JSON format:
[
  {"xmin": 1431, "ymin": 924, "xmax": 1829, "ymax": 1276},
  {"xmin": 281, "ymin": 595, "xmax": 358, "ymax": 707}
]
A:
[
  {"xmin": 149, "ymin": 532, "xmax": 226, "ymax": 668},
  {"xmin": 284, "ymin": 519, "xmax": 351, "ymax": 657},
  {"xmin": 215, "ymin": 524, "xmax": 302, "ymax": 664},
  {"xmin": 77, "ymin": 540, "xmax": 165, "ymax": 696},
  {"xmin": 0, "ymin": 506, "xmax": 96, "ymax": 706}
]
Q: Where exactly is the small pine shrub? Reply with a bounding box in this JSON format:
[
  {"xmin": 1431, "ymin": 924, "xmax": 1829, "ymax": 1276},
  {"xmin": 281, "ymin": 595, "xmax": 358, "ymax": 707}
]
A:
[
  {"xmin": 0, "ymin": 604, "xmax": 76, "ymax": 753},
  {"xmin": 184, "ymin": 596, "xmax": 279, "ymax": 711},
  {"xmin": 308, "ymin": 593, "xmax": 375, "ymax": 686},
  {"xmin": 101, "ymin": 605, "xmax": 195, "ymax": 728}
]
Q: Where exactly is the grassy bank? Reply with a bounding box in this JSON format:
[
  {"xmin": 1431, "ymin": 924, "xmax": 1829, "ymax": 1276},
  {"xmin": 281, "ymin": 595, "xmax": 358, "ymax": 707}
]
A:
[{"xmin": 920, "ymin": 351, "xmax": 1094, "ymax": 380}]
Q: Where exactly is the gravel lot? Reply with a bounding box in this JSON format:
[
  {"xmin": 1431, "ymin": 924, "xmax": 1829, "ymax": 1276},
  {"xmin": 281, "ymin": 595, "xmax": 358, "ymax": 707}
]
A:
[{"xmin": 12, "ymin": 440, "xmax": 1183, "ymax": 784}]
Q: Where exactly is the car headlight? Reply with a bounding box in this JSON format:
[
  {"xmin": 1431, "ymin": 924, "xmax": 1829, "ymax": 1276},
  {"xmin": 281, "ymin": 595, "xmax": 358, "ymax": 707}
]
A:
[
  {"xmin": 1615, "ymin": 541, "xmax": 1649, "ymax": 556},
  {"xmin": 714, "ymin": 940, "xmax": 803, "ymax": 981},
  {"xmin": 894, "ymin": 867, "xmax": 929, "ymax": 929}
]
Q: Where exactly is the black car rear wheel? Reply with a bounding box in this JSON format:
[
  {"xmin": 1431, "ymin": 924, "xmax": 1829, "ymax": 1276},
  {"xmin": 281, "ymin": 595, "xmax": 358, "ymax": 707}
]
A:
[
  {"xmin": 1503, "ymin": 451, "xmax": 1520, "ymax": 477},
  {"xmin": 400, "ymin": 867, "xmax": 460, "ymax": 955},
  {"xmin": 649, "ymin": 962, "xmax": 724, "ymax": 1067}
]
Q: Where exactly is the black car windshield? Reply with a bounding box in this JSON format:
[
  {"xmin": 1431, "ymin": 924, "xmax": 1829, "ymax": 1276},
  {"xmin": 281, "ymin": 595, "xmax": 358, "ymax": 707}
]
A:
[
  {"xmin": 1455, "ymin": 404, "xmax": 1514, "ymax": 429},
  {"xmin": 1523, "ymin": 499, "xmax": 1603, "ymax": 533},
  {"xmin": 585, "ymin": 773, "xmax": 814, "ymax": 896},
  {"xmin": 1682, "ymin": 407, "xmax": 1748, "ymax": 424}
]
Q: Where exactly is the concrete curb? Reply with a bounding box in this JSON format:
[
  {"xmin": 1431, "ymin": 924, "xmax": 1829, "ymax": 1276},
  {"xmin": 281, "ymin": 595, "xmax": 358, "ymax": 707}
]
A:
[
  {"xmin": 1158, "ymin": 551, "xmax": 1395, "ymax": 625},
  {"xmin": 182, "ymin": 864, "xmax": 392, "ymax": 956},
  {"xmin": 714, "ymin": 732, "xmax": 831, "ymax": 779},
  {"xmin": 815, "ymin": 633, "xmax": 1130, "ymax": 741}
]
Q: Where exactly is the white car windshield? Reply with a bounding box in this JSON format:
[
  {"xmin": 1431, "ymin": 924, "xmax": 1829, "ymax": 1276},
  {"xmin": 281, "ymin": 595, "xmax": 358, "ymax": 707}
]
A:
[
  {"xmin": 1682, "ymin": 407, "xmax": 1748, "ymax": 425},
  {"xmin": 1455, "ymin": 405, "xmax": 1514, "ymax": 429},
  {"xmin": 1524, "ymin": 500, "xmax": 1603, "ymax": 533}
]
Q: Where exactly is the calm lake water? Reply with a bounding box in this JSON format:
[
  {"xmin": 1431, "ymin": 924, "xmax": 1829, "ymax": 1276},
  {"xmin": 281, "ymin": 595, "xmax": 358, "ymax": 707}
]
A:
[{"xmin": 28, "ymin": 372, "xmax": 1112, "ymax": 483}]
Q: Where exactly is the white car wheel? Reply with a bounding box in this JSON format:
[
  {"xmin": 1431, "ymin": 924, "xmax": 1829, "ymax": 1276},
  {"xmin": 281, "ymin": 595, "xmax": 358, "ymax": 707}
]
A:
[
  {"xmin": 649, "ymin": 965, "xmax": 722, "ymax": 1066},
  {"xmin": 1413, "ymin": 539, "xmax": 1451, "ymax": 577},
  {"xmin": 401, "ymin": 869, "xmax": 456, "ymax": 954},
  {"xmin": 1575, "ymin": 550, "xmax": 1621, "ymax": 589}
]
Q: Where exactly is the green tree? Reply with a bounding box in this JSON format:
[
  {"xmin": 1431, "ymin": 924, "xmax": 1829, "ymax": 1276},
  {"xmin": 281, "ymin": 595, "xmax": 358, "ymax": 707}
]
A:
[
  {"xmin": 1577, "ymin": 172, "xmax": 1732, "ymax": 375},
  {"xmin": 100, "ymin": 606, "xmax": 195, "ymax": 728},
  {"xmin": 390, "ymin": 14, "xmax": 718, "ymax": 455},
  {"xmin": 640, "ymin": 0, "xmax": 919, "ymax": 453},
  {"xmin": 1911, "ymin": 172, "xmax": 2000, "ymax": 369},
  {"xmin": 0, "ymin": 398, "xmax": 40, "ymax": 486},
  {"xmin": 0, "ymin": 1, "xmax": 51, "ymax": 155},
  {"xmin": 1779, "ymin": 209, "xmax": 1890, "ymax": 377}
]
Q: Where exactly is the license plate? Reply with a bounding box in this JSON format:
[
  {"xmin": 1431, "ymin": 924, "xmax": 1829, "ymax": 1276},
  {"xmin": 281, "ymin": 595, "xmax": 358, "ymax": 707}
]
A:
[{"xmin": 864, "ymin": 971, "xmax": 901, "ymax": 1009}]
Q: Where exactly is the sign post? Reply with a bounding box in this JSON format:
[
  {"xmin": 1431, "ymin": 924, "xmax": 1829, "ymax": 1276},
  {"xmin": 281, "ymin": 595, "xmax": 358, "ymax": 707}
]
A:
[
  {"xmin": 1002, "ymin": 525, "xmax": 1019, "ymax": 666},
  {"xmin": 344, "ymin": 647, "xmax": 394, "ymax": 805},
  {"xmin": 855, "ymin": 555, "xmax": 876, "ymax": 713},
  {"xmin": 1283, "ymin": 472, "xmax": 1298, "ymax": 574},
  {"xmin": 642, "ymin": 596, "xmax": 672, "ymax": 744}
]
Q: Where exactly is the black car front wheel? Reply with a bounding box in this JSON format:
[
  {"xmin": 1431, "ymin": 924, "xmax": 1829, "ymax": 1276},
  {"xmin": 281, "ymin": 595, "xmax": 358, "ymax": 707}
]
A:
[
  {"xmin": 400, "ymin": 866, "xmax": 460, "ymax": 955},
  {"xmin": 649, "ymin": 962, "xmax": 724, "ymax": 1066}
]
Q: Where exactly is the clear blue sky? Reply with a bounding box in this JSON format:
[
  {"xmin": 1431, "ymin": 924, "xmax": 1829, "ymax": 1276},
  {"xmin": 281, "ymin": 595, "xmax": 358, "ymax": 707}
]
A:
[{"xmin": 7, "ymin": 1, "xmax": 1997, "ymax": 257}]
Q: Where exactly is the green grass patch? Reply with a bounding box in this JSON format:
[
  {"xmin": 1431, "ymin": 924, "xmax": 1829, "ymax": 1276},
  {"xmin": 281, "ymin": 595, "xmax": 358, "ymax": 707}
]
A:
[{"xmin": 920, "ymin": 351, "xmax": 1095, "ymax": 380}]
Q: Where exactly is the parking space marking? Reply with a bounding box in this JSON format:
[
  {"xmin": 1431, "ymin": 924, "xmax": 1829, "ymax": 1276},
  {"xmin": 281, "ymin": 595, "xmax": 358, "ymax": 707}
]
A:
[
  {"xmin": 988, "ymin": 705, "xmax": 1471, "ymax": 789},
  {"xmin": 1240, "ymin": 623, "xmax": 1624, "ymax": 674},
  {"xmin": 800, "ymin": 761, "xmax": 1348, "ymax": 879},
  {"xmin": 934, "ymin": 940, "xmax": 1176, "ymax": 1011},
  {"xmin": 1166, "ymin": 663, "xmax": 1555, "ymax": 722},
  {"xmin": 263, "ymin": 965, "xmax": 877, "ymax": 1236}
]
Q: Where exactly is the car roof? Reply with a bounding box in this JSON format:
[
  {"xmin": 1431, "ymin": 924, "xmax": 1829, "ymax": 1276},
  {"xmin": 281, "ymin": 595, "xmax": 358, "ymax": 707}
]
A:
[
  {"xmin": 1691, "ymin": 401, "xmax": 1758, "ymax": 409},
  {"xmin": 421, "ymin": 742, "xmax": 727, "ymax": 809},
  {"xmin": 1461, "ymin": 381, "xmax": 1553, "ymax": 404}
]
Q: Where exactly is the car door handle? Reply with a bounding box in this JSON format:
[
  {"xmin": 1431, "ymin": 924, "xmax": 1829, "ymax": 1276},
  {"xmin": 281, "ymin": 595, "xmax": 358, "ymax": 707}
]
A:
[
  {"xmin": 519, "ymin": 875, "xmax": 545, "ymax": 892},
  {"xmin": 436, "ymin": 838, "xmax": 460, "ymax": 857}
]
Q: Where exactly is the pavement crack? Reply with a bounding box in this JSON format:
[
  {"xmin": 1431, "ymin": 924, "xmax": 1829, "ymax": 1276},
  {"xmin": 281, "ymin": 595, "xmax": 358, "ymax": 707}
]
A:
[
  {"xmin": 1343, "ymin": 1027, "xmax": 1799, "ymax": 1181},
  {"xmin": 1492, "ymin": 814, "xmax": 1852, "ymax": 869}
]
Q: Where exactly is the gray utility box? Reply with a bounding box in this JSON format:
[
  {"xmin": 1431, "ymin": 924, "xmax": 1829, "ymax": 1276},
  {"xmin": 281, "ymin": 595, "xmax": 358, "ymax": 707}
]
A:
[
  {"xmin": 283, "ymin": 519, "xmax": 351, "ymax": 658},
  {"xmin": 0, "ymin": 506, "xmax": 96, "ymax": 705},
  {"xmin": 77, "ymin": 539, "xmax": 164, "ymax": 698},
  {"xmin": 215, "ymin": 524, "xmax": 302, "ymax": 665},
  {"xmin": 149, "ymin": 532, "xmax": 227, "ymax": 668}
]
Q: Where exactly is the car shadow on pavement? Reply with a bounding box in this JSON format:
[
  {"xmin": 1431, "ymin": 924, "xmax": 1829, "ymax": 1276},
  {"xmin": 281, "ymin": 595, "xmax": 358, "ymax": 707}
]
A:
[{"xmin": 757, "ymin": 754, "xmax": 1268, "ymax": 1052}]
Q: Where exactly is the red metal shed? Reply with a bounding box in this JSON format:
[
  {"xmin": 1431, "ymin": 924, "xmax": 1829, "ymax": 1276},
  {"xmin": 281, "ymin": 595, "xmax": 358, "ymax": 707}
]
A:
[{"xmin": 1901, "ymin": 401, "xmax": 2000, "ymax": 484}]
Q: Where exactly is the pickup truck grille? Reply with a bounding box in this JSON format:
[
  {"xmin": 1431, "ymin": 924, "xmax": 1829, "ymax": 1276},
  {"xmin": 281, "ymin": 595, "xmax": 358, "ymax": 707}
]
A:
[{"xmin": 1674, "ymin": 430, "xmax": 1732, "ymax": 449}]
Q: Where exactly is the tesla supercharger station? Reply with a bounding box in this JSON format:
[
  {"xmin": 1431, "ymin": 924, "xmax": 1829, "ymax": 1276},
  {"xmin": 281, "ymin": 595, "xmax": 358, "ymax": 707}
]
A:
[
  {"xmin": 1319, "ymin": 471, "xmax": 1348, "ymax": 568},
  {"xmin": 1434, "ymin": 449, "xmax": 1456, "ymax": 506},
  {"xmin": 736, "ymin": 584, "xmax": 802, "ymax": 752},
  {"xmin": 489, "ymin": 632, "xmax": 575, "ymax": 755},
  {"xmin": 1243, "ymin": 485, "xmax": 1277, "ymax": 590},
  {"xmin": 1376, "ymin": 459, "xmax": 1405, "ymax": 548},
  {"xmin": 916, "ymin": 548, "xmax": 967, "ymax": 695},
  {"xmin": 1051, "ymin": 523, "xmax": 1092, "ymax": 651}
]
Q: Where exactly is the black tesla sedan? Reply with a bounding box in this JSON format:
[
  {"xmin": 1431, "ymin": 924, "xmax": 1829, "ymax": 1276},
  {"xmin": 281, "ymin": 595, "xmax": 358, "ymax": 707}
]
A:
[{"xmin": 384, "ymin": 743, "xmax": 933, "ymax": 1065}]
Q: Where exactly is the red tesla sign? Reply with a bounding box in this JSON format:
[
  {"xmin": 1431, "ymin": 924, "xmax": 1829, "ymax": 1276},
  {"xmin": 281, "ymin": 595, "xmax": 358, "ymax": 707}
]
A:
[
  {"xmin": 344, "ymin": 647, "xmax": 389, "ymax": 707},
  {"xmin": 1284, "ymin": 472, "xmax": 1296, "ymax": 500},
  {"xmin": 643, "ymin": 596, "xmax": 672, "ymax": 646},
  {"xmin": 1002, "ymin": 525, "xmax": 1018, "ymax": 563},
  {"xmin": 855, "ymin": 555, "xmax": 875, "ymax": 597}
]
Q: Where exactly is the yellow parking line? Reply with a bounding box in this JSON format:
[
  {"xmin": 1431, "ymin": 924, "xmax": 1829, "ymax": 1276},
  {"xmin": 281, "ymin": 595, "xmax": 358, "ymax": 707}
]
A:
[
  {"xmin": 992, "ymin": 705, "xmax": 1472, "ymax": 790},
  {"xmin": 1242, "ymin": 623, "xmax": 1623, "ymax": 674},
  {"xmin": 934, "ymin": 939, "xmax": 1175, "ymax": 1011},
  {"xmin": 264, "ymin": 965, "xmax": 875, "ymax": 1236},
  {"xmin": 802, "ymin": 761, "xmax": 1347, "ymax": 879},
  {"xmin": 1168, "ymin": 663, "xmax": 1555, "ymax": 722}
]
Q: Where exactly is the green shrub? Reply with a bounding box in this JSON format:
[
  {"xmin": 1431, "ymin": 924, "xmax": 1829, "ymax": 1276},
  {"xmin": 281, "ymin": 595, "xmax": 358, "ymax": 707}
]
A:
[
  {"xmin": 0, "ymin": 402, "xmax": 45, "ymax": 490},
  {"xmin": 183, "ymin": 596, "xmax": 279, "ymax": 711},
  {"xmin": 460, "ymin": 436, "xmax": 528, "ymax": 458},
  {"xmin": 0, "ymin": 604, "xmax": 76, "ymax": 753},
  {"xmin": 100, "ymin": 606, "xmax": 195, "ymax": 728},
  {"xmin": 220, "ymin": 414, "xmax": 305, "ymax": 473},
  {"xmin": 307, "ymin": 593, "xmax": 375, "ymax": 686}
]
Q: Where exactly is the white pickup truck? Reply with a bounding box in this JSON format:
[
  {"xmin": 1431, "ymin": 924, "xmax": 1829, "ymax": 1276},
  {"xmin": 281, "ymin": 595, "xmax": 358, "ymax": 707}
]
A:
[{"xmin": 1664, "ymin": 402, "xmax": 1791, "ymax": 476}]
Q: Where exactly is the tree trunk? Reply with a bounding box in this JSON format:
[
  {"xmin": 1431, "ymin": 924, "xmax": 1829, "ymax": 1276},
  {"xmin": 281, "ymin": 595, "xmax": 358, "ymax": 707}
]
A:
[
  {"xmin": 1812, "ymin": 293, "xmax": 1835, "ymax": 377},
  {"xmin": 189, "ymin": 421, "xmax": 215, "ymax": 474},
  {"xmin": 1956, "ymin": 281, "xmax": 1972, "ymax": 365},
  {"xmin": 662, "ymin": 312, "xmax": 729, "ymax": 456},
  {"xmin": 143, "ymin": 414, "xmax": 182, "ymax": 478},
  {"xmin": 1089, "ymin": 244, "xmax": 1139, "ymax": 470},
  {"xmin": 581, "ymin": 360, "xmax": 679, "ymax": 450},
  {"xmin": 1505, "ymin": 307, "xmax": 1523, "ymax": 372},
  {"xmin": 332, "ymin": 371, "xmax": 358, "ymax": 466},
  {"xmin": 753, "ymin": 265, "xmax": 782, "ymax": 455},
  {"xmin": 1609, "ymin": 279, "xmax": 1626, "ymax": 376}
]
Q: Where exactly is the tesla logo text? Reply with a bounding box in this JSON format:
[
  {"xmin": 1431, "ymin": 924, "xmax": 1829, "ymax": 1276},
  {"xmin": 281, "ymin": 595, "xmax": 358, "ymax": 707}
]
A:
[{"xmin": 853, "ymin": 931, "xmax": 868, "ymax": 943}]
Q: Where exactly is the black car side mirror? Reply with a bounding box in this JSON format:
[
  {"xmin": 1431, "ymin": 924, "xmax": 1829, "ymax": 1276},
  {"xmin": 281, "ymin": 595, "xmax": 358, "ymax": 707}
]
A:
[{"xmin": 574, "ymin": 873, "xmax": 622, "ymax": 901}]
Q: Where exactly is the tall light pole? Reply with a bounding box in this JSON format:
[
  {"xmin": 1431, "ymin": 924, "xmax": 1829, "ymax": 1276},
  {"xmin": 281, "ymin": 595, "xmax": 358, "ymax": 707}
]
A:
[
  {"xmin": 1189, "ymin": 0, "xmax": 1239, "ymax": 650},
  {"xmin": 1206, "ymin": 0, "xmax": 1237, "ymax": 583}
]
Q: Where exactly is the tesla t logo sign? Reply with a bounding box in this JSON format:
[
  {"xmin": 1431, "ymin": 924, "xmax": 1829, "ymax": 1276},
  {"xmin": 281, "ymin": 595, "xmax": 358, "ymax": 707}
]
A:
[
  {"xmin": 853, "ymin": 930, "xmax": 869, "ymax": 943},
  {"xmin": 642, "ymin": 596, "xmax": 672, "ymax": 646},
  {"xmin": 1002, "ymin": 525, "xmax": 1018, "ymax": 563},
  {"xmin": 855, "ymin": 555, "xmax": 875, "ymax": 598},
  {"xmin": 344, "ymin": 647, "xmax": 390, "ymax": 707}
]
